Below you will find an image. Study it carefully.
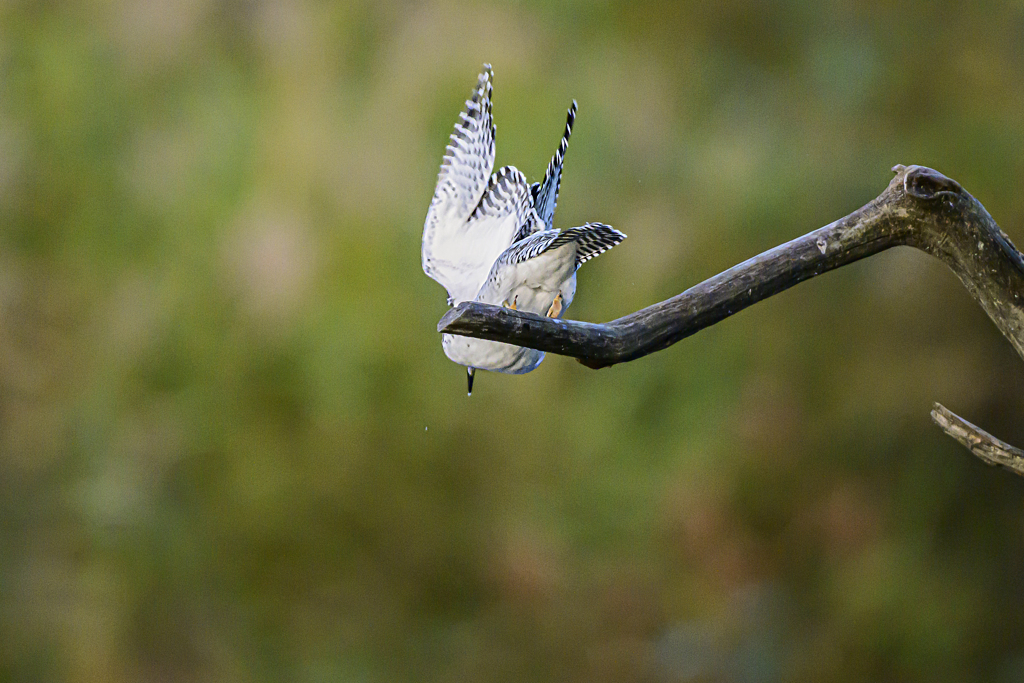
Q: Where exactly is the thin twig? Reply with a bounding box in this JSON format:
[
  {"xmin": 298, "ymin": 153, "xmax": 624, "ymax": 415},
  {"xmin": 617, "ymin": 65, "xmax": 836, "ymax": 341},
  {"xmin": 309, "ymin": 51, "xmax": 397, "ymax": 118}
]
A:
[{"xmin": 931, "ymin": 403, "xmax": 1024, "ymax": 476}]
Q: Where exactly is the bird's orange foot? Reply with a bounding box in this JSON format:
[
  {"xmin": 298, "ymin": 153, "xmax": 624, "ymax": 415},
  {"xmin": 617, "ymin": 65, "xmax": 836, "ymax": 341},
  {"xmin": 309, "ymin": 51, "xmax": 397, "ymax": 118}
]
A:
[
  {"xmin": 546, "ymin": 292, "xmax": 563, "ymax": 318},
  {"xmin": 502, "ymin": 296, "xmax": 518, "ymax": 311}
]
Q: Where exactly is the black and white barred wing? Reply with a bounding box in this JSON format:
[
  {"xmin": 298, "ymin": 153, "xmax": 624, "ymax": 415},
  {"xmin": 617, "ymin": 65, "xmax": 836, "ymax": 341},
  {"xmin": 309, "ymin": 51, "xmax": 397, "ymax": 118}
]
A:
[
  {"xmin": 427, "ymin": 166, "xmax": 543, "ymax": 304},
  {"xmin": 427, "ymin": 65, "xmax": 494, "ymax": 228},
  {"xmin": 498, "ymin": 222, "xmax": 626, "ymax": 270},
  {"xmin": 423, "ymin": 65, "xmax": 497, "ymax": 298},
  {"xmin": 530, "ymin": 101, "xmax": 577, "ymax": 232}
]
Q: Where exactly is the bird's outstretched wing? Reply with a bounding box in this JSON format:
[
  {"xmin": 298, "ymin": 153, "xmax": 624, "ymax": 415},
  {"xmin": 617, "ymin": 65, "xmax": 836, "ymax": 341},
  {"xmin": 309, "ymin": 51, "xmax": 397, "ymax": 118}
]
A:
[
  {"xmin": 423, "ymin": 66, "xmax": 547, "ymax": 304},
  {"xmin": 423, "ymin": 65, "xmax": 497, "ymax": 298},
  {"xmin": 427, "ymin": 65, "xmax": 495, "ymax": 228},
  {"xmin": 427, "ymin": 165, "xmax": 542, "ymax": 304},
  {"xmin": 497, "ymin": 222, "xmax": 625, "ymax": 269},
  {"xmin": 530, "ymin": 101, "xmax": 577, "ymax": 231}
]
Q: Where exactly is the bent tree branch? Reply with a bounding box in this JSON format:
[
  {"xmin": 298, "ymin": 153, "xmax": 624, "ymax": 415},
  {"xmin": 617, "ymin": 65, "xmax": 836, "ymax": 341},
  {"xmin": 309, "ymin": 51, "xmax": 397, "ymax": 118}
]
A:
[{"xmin": 438, "ymin": 165, "xmax": 1024, "ymax": 475}]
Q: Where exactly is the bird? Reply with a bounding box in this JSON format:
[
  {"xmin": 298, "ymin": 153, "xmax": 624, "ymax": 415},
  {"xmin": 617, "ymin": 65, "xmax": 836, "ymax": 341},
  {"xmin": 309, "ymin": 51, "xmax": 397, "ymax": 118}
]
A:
[{"xmin": 423, "ymin": 65, "xmax": 624, "ymax": 394}]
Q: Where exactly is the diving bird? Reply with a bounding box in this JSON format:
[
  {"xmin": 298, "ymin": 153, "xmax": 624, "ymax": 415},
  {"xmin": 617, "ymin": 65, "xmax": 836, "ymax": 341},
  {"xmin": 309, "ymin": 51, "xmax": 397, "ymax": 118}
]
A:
[{"xmin": 423, "ymin": 65, "xmax": 623, "ymax": 394}]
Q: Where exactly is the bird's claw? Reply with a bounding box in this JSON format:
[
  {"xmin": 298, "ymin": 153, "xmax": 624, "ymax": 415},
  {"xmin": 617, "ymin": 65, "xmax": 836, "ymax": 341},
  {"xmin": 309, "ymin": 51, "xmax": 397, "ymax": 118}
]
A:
[{"xmin": 546, "ymin": 292, "xmax": 563, "ymax": 318}]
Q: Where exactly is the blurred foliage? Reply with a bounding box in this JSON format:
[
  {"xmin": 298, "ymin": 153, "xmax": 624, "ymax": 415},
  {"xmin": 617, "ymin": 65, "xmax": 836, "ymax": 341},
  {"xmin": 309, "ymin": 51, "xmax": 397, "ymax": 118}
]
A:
[{"xmin": 2, "ymin": 0, "xmax": 1024, "ymax": 681}]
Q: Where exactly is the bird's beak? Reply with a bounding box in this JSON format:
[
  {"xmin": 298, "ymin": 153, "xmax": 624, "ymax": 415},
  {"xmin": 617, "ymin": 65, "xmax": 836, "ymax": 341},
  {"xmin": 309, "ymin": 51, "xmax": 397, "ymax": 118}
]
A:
[{"xmin": 467, "ymin": 367, "xmax": 476, "ymax": 396}]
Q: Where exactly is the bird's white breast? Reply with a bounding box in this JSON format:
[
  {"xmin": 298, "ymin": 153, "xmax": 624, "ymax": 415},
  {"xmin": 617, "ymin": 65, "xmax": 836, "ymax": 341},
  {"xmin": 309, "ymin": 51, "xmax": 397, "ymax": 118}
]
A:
[
  {"xmin": 480, "ymin": 242, "xmax": 578, "ymax": 316},
  {"xmin": 442, "ymin": 334, "xmax": 545, "ymax": 374}
]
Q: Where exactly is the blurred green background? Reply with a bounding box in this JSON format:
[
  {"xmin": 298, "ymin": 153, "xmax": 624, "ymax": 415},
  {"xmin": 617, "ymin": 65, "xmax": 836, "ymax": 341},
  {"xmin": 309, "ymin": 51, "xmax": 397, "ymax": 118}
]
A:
[{"xmin": 3, "ymin": 0, "xmax": 1024, "ymax": 681}]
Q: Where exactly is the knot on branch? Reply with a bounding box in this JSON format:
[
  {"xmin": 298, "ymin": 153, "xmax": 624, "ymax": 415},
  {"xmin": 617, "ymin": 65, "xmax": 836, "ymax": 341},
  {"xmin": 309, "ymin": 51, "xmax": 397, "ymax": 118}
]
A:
[{"xmin": 898, "ymin": 164, "xmax": 964, "ymax": 202}]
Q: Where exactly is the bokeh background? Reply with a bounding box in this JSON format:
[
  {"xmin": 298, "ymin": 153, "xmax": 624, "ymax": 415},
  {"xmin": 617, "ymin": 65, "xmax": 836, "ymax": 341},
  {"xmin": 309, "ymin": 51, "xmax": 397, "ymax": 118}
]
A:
[{"xmin": 3, "ymin": 0, "xmax": 1024, "ymax": 681}]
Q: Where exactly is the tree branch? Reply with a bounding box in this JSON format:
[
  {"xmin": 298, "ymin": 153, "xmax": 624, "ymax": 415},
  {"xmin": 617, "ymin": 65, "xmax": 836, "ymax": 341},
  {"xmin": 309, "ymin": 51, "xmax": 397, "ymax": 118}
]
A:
[
  {"xmin": 931, "ymin": 403, "xmax": 1024, "ymax": 476},
  {"xmin": 438, "ymin": 165, "xmax": 1024, "ymax": 471}
]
